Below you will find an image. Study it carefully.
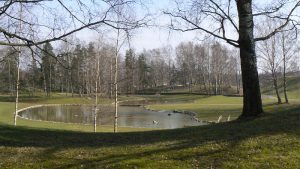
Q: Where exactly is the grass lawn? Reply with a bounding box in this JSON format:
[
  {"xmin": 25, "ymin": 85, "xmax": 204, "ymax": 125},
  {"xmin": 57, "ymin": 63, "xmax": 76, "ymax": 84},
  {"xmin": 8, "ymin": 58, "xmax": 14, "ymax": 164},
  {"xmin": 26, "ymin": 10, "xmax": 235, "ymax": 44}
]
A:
[
  {"xmin": 261, "ymin": 75, "xmax": 300, "ymax": 100},
  {"xmin": 0, "ymin": 103, "xmax": 299, "ymax": 168},
  {"xmin": 146, "ymin": 95, "xmax": 279, "ymax": 122},
  {"xmin": 0, "ymin": 93, "xmax": 299, "ymax": 168}
]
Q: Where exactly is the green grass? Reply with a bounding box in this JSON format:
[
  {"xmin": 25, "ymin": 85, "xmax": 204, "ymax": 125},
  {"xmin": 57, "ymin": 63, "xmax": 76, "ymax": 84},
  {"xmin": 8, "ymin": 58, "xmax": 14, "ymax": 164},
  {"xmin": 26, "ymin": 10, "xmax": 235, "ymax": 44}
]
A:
[
  {"xmin": 0, "ymin": 92, "xmax": 112, "ymax": 104},
  {"xmin": 120, "ymin": 94, "xmax": 204, "ymax": 103},
  {"xmin": 147, "ymin": 95, "xmax": 278, "ymax": 122},
  {"xmin": 261, "ymin": 75, "xmax": 300, "ymax": 99},
  {"xmin": 0, "ymin": 93, "xmax": 299, "ymax": 168},
  {"xmin": 0, "ymin": 103, "xmax": 299, "ymax": 168},
  {"xmin": 164, "ymin": 85, "xmax": 239, "ymax": 94}
]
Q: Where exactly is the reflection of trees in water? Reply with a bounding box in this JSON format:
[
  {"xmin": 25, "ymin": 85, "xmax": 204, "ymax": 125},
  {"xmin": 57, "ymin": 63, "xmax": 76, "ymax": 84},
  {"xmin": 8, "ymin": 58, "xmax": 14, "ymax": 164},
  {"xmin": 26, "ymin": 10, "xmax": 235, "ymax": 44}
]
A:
[
  {"xmin": 80, "ymin": 106, "xmax": 91, "ymax": 124},
  {"xmin": 98, "ymin": 106, "xmax": 114, "ymax": 125},
  {"xmin": 55, "ymin": 106, "xmax": 63, "ymax": 121}
]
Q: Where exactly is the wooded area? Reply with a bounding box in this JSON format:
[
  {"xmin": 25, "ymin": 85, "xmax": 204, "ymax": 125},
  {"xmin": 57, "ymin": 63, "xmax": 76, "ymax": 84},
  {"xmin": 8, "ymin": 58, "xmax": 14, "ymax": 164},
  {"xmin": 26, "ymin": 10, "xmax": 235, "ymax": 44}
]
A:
[
  {"xmin": 0, "ymin": 1, "xmax": 300, "ymax": 168},
  {"xmin": 0, "ymin": 0, "xmax": 299, "ymax": 119}
]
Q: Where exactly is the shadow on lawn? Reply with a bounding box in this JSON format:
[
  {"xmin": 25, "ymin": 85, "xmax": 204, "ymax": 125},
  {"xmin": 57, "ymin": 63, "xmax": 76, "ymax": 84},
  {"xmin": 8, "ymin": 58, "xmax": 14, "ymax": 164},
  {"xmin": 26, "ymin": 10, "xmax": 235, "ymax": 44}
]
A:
[{"xmin": 0, "ymin": 103, "xmax": 299, "ymax": 168}]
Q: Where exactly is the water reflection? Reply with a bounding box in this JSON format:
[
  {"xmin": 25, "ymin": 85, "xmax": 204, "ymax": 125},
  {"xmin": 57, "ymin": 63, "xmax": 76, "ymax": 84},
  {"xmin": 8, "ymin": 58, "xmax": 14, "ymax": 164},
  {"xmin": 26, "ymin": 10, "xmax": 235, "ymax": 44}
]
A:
[{"xmin": 19, "ymin": 105, "xmax": 206, "ymax": 129}]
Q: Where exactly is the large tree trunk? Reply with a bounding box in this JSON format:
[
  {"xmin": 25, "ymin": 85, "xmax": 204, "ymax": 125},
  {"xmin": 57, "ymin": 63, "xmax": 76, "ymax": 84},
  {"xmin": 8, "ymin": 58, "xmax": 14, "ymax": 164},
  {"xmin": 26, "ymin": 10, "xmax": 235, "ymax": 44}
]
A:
[{"xmin": 237, "ymin": 0, "xmax": 263, "ymax": 118}]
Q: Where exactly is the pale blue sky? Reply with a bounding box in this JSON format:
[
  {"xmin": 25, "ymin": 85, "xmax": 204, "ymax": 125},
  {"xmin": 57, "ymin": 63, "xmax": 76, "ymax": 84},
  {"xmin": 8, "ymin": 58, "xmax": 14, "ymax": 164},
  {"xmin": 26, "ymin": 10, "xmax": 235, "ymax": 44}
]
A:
[{"xmin": 74, "ymin": 0, "xmax": 198, "ymax": 53}]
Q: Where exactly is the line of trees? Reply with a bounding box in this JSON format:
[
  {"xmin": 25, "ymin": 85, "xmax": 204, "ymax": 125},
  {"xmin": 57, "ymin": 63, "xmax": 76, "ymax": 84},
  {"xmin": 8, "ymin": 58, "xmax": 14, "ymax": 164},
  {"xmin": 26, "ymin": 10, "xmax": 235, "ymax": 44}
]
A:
[
  {"xmin": 3, "ymin": 38, "xmax": 298, "ymax": 98},
  {"xmin": 164, "ymin": 0, "xmax": 300, "ymax": 117},
  {"xmin": 0, "ymin": 0, "xmax": 300, "ymax": 120},
  {"xmin": 0, "ymin": 39, "xmax": 298, "ymax": 102},
  {"xmin": 257, "ymin": 21, "xmax": 300, "ymax": 104}
]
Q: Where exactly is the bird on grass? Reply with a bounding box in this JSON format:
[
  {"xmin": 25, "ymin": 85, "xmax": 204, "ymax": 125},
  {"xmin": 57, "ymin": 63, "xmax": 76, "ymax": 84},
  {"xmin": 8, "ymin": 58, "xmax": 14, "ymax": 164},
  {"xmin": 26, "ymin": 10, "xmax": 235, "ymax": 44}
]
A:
[{"xmin": 153, "ymin": 120, "xmax": 159, "ymax": 124}]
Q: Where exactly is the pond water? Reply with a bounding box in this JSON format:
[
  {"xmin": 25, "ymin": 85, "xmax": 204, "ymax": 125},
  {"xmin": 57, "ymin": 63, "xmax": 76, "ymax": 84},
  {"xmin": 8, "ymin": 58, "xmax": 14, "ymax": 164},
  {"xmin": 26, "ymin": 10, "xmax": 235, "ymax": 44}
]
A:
[{"xmin": 19, "ymin": 105, "xmax": 206, "ymax": 129}]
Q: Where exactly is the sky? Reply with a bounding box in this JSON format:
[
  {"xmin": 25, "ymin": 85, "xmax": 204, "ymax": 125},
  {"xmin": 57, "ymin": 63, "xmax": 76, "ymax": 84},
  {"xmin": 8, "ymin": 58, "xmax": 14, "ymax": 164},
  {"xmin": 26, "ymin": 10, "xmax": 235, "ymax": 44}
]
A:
[
  {"xmin": 5, "ymin": 0, "xmax": 299, "ymax": 57},
  {"xmin": 75, "ymin": 0, "xmax": 199, "ymax": 53},
  {"xmin": 3, "ymin": 0, "xmax": 233, "ymax": 54},
  {"xmin": 4, "ymin": 0, "xmax": 299, "ymax": 70}
]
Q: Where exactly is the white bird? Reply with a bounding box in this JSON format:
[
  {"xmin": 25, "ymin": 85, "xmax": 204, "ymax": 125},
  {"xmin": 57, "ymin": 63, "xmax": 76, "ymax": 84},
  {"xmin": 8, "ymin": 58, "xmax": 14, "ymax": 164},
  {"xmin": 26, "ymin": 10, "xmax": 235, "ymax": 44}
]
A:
[
  {"xmin": 217, "ymin": 115, "xmax": 223, "ymax": 123},
  {"xmin": 227, "ymin": 115, "xmax": 231, "ymax": 122},
  {"xmin": 153, "ymin": 120, "xmax": 159, "ymax": 124}
]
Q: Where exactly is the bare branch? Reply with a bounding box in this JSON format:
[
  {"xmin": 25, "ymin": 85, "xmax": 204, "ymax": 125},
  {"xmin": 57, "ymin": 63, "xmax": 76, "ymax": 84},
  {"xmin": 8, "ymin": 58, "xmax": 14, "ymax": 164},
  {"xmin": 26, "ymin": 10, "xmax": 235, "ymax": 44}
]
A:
[
  {"xmin": 164, "ymin": 11, "xmax": 239, "ymax": 47},
  {"xmin": 255, "ymin": 1, "xmax": 300, "ymax": 42}
]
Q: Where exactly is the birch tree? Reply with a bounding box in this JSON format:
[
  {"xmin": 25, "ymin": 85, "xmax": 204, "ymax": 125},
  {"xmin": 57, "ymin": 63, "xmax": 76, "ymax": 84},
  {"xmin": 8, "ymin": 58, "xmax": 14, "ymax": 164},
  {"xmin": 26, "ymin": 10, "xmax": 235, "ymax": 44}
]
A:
[
  {"xmin": 164, "ymin": 0, "xmax": 300, "ymax": 118},
  {"xmin": 0, "ymin": 0, "xmax": 147, "ymax": 126},
  {"xmin": 279, "ymin": 31, "xmax": 299, "ymax": 103},
  {"xmin": 94, "ymin": 49, "xmax": 100, "ymax": 133},
  {"xmin": 14, "ymin": 2, "xmax": 22, "ymax": 126}
]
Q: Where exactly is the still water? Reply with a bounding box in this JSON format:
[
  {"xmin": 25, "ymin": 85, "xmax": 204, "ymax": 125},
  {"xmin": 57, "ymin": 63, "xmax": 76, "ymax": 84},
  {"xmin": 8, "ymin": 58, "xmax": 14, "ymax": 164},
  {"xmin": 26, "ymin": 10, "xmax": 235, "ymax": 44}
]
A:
[{"xmin": 19, "ymin": 105, "xmax": 205, "ymax": 129}]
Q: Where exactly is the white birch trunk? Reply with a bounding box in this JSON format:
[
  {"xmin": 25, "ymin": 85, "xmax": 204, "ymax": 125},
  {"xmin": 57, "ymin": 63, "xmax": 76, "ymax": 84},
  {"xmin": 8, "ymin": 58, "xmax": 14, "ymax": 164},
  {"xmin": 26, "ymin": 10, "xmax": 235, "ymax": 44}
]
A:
[
  {"xmin": 14, "ymin": 3, "xmax": 22, "ymax": 126},
  {"xmin": 114, "ymin": 29, "xmax": 120, "ymax": 133},
  {"xmin": 94, "ymin": 55, "xmax": 99, "ymax": 133}
]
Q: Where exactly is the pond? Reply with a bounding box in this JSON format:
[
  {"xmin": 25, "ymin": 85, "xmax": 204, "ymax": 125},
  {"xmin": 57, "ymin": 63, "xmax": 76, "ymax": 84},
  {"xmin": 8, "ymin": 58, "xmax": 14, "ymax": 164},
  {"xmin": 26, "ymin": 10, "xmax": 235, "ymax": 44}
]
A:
[{"xmin": 19, "ymin": 105, "xmax": 206, "ymax": 129}]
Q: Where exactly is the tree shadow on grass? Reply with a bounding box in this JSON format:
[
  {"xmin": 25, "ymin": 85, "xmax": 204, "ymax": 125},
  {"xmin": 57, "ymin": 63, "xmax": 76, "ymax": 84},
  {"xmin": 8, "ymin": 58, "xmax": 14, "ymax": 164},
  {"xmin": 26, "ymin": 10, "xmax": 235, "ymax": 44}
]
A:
[{"xmin": 0, "ymin": 103, "xmax": 299, "ymax": 168}]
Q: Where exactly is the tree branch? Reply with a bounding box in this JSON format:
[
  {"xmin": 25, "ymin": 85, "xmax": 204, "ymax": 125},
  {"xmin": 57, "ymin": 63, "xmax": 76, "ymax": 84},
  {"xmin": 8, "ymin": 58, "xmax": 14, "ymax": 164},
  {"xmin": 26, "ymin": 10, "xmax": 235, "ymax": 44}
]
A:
[
  {"xmin": 255, "ymin": 1, "xmax": 300, "ymax": 42},
  {"xmin": 164, "ymin": 11, "xmax": 239, "ymax": 47}
]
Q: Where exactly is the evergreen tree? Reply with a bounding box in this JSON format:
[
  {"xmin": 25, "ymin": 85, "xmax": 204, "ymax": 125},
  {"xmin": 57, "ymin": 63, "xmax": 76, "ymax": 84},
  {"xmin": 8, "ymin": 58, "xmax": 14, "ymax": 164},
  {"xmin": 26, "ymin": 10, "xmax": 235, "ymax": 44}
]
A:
[
  {"xmin": 41, "ymin": 42, "xmax": 56, "ymax": 96},
  {"xmin": 137, "ymin": 53, "xmax": 148, "ymax": 90},
  {"xmin": 71, "ymin": 44, "xmax": 86, "ymax": 95},
  {"xmin": 0, "ymin": 48, "xmax": 18, "ymax": 93},
  {"xmin": 28, "ymin": 57, "xmax": 41, "ymax": 95},
  {"xmin": 124, "ymin": 49, "xmax": 135, "ymax": 94}
]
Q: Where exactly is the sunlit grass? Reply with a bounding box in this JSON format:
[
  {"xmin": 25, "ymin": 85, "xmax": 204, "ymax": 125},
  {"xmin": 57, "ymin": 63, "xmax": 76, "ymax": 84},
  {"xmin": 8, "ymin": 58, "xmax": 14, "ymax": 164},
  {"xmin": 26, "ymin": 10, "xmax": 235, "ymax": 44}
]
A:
[
  {"xmin": 147, "ymin": 95, "xmax": 277, "ymax": 121},
  {"xmin": 261, "ymin": 75, "xmax": 300, "ymax": 99}
]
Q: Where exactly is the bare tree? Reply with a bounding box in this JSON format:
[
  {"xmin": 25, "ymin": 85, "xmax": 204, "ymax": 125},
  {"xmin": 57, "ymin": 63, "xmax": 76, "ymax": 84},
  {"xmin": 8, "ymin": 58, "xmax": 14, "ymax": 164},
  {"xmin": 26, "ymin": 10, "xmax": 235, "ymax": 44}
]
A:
[
  {"xmin": 114, "ymin": 29, "xmax": 120, "ymax": 133},
  {"xmin": 0, "ymin": 0, "xmax": 148, "ymax": 47},
  {"xmin": 14, "ymin": 2, "xmax": 22, "ymax": 126},
  {"xmin": 0, "ymin": 0, "xmax": 148, "ymax": 126},
  {"xmin": 280, "ymin": 30, "xmax": 299, "ymax": 103},
  {"xmin": 258, "ymin": 32, "xmax": 282, "ymax": 104},
  {"xmin": 164, "ymin": 0, "xmax": 300, "ymax": 118},
  {"xmin": 176, "ymin": 42, "xmax": 195, "ymax": 92},
  {"xmin": 94, "ymin": 49, "xmax": 100, "ymax": 133},
  {"xmin": 258, "ymin": 19, "xmax": 299, "ymax": 104}
]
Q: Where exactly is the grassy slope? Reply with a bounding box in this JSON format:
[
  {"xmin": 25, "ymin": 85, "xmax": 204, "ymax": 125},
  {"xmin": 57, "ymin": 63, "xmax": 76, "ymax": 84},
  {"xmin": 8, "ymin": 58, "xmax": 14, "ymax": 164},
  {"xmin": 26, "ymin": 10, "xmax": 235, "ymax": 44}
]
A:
[
  {"xmin": 261, "ymin": 75, "xmax": 300, "ymax": 99},
  {"xmin": 0, "ymin": 103, "xmax": 299, "ymax": 168},
  {"xmin": 147, "ymin": 95, "xmax": 278, "ymax": 121}
]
